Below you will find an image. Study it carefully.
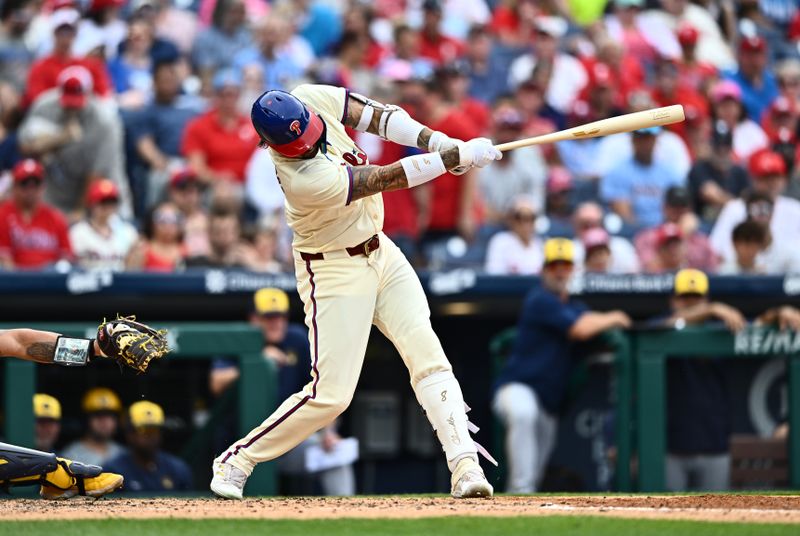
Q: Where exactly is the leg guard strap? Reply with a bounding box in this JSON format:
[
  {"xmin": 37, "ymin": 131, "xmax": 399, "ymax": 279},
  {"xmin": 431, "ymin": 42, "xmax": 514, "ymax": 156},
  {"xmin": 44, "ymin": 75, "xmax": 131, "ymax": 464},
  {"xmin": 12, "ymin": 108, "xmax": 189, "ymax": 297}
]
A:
[{"xmin": 0, "ymin": 442, "xmax": 59, "ymax": 486}]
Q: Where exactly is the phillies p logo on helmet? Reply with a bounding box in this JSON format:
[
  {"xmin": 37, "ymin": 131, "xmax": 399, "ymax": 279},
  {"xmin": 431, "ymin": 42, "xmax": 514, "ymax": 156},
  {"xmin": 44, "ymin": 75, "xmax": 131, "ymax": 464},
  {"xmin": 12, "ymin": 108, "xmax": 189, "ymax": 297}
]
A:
[{"xmin": 289, "ymin": 120, "xmax": 302, "ymax": 136}]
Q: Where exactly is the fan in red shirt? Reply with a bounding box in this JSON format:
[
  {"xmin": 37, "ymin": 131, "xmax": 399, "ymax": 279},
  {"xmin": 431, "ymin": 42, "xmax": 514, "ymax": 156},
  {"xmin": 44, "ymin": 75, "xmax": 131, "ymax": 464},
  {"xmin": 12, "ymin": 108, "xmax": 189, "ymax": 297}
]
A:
[
  {"xmin": 23, "ymin": 7, "xmax": 112, "ymax": 108},
  {"xmin": 490, "ymin": 0, "xmax": 540, "ymax": 47},
  {"xmin": 675, "ymin": 23, "xmax": 718, "ymax": 93},
  {"xmin": 417, "ymin": 82, "xmax": 482, "ymax": 243},
  {"xmin": 0, "ymin": 159, "xmax": 72, "ymax": 270},
  {"xmin": 417, "ymin": 0, "xmax": 466, "ymax": 66},
  {"xmin": 581, "ymin": 41, "xmax": 645, "ymax": 108},
  {"xmin": 181, "ymin": 69, "xmax": 259, "ymax": 199},
  {"xmin": 650, "ymin": 58, "xmax": 709, "ymax": 142},
  {"xmin": 437, "ymin": 61, "xmax": 491, "ymax": 134}
]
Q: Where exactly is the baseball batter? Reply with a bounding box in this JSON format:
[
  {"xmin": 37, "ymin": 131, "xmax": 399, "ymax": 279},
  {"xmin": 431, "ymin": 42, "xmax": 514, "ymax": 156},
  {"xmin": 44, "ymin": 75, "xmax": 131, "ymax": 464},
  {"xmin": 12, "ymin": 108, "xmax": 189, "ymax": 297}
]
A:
[{"xmin": 211, "ymin": 84, "xmax": 502, "ymax": 499}]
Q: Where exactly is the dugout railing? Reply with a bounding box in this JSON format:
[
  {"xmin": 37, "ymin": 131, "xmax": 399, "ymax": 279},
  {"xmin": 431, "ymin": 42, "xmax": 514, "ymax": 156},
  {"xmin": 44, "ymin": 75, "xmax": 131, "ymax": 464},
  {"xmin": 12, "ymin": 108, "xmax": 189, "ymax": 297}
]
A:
[
  {"xmin": 625, "ymin": 325, "xmax": 800, "ymax": 491},
  {"xmin": 0, "ymin": 322, "xmax": 277, "ymax": 495},
  {"xmin": 489, "ymin": 326, "xmax": 798, "ymax": 493}
]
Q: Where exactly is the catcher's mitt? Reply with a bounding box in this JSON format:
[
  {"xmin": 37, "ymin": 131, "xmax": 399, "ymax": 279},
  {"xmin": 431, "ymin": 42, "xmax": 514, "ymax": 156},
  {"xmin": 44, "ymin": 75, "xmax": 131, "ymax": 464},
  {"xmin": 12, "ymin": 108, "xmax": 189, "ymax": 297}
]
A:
[{"xmin": 96, "ymin": 316, "xmax": 169, "ymax": 373}]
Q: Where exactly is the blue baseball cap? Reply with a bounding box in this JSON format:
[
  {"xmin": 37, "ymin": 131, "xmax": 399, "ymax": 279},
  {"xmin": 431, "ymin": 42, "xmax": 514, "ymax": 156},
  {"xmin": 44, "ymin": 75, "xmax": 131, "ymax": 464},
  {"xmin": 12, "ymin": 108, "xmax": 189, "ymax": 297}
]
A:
[
  {"xmin": 634, "ymin": 126, "xmax": 662, "ymax": 136},
  {"xmin": 213, "ymin": 68, "xmax": 242, "ymax": 91}
]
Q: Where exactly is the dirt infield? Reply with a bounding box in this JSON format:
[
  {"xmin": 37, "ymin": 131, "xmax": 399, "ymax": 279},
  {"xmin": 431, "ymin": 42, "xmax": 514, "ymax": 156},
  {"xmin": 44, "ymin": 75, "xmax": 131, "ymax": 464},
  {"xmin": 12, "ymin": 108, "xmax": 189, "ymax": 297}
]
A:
[{"xmin": 3, "ymin": 495, "xmax": 800, "ymax": 524}]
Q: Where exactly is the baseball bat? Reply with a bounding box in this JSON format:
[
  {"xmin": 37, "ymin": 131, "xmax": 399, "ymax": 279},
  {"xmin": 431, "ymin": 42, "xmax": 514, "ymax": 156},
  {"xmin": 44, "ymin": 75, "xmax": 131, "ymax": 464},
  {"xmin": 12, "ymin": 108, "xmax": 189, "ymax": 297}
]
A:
[{"xmin": 494, "ymin": 105, "xmax": 685, "ymax": 152}]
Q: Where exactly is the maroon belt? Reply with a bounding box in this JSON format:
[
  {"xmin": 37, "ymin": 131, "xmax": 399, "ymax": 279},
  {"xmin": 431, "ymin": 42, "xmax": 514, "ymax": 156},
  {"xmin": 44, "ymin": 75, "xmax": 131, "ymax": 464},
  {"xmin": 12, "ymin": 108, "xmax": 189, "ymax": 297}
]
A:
[{"xmin": 299, "ymin": 235, "xmax": 380, "ymax": 261}]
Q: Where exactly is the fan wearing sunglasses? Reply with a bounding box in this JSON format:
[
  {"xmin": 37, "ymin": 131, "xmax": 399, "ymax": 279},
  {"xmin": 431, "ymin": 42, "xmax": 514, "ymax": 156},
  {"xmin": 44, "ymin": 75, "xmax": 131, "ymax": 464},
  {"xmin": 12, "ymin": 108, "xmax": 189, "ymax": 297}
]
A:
[{"xmin": 0, "ymin": 159, "xmax": 72, "ymax": 270}]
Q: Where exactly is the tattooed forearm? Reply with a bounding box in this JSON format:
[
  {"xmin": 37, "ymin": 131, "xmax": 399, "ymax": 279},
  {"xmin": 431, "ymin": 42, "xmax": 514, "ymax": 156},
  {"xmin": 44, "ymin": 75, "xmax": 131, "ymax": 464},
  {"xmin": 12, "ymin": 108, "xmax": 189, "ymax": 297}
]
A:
[
  {"xmin": 350, "ymin": 163, "xmax": 409, "ymax": 202},
  {"xmin": 441, "ymin": 146, "xmax": 461, "ymax": 170},
  {"xmin": 25, "ymin": 342, "xmax": 56, "ymax": 363},
  {"xmin": 416, "ymin": 128, "xmax": 434, "ymax": 151}
]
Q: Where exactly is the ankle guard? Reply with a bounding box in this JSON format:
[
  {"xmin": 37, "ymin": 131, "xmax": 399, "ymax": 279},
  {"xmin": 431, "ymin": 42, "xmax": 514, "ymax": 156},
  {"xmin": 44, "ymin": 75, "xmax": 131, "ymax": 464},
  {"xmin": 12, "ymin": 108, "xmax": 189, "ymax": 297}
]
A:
[{"xmin": 413, "ymin": 371, "xmax": 498, "ymax": 471}]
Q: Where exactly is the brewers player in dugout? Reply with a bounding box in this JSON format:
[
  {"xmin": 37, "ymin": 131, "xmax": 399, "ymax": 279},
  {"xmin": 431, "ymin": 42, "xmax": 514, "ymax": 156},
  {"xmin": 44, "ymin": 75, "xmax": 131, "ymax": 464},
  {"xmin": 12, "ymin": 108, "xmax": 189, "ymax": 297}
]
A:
[{"xmin": 210, "ymin": 85, "xmax": 503, "ymax": 499}]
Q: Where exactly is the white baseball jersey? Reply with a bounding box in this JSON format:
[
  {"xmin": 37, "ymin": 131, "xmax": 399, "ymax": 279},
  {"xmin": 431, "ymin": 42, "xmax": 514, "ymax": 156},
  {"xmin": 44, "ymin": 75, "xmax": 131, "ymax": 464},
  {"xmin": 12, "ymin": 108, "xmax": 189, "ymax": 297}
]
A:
[
  {"xmin": 269, "ymin": 84, "xmax": 383, "ymax": 253},
  {"xmin": 69, "ymin": 216, "xmax": 138, "ymax": 271},
  {"xmin": 216, "ymin": 85, "xmax": 485, "ymax": 490}
]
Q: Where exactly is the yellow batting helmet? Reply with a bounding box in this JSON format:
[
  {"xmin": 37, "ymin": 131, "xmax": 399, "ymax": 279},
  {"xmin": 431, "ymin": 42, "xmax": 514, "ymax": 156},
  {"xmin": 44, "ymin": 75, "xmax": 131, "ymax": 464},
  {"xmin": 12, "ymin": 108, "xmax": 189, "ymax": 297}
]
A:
[
  {"xmin": 129, "ymin": 400, "xmax": 165, "ymax": 428},
  {"xmin": 33, "ymin": 393, "xmax": 61, "ymax": 420},
  {"xmin": 82, "ymin": 387, "xmax": 122, "ymax": 414},
  {"xmin": 253, "ymin": 287, "xmax": 290, "ymax": 316},
  {"xmin": 544, "ymin": 238, "xmax": 575, "ymax": 265},
  {"xmin": 674, "ymin": 268, "xmax": 709, "ymax": 296}
]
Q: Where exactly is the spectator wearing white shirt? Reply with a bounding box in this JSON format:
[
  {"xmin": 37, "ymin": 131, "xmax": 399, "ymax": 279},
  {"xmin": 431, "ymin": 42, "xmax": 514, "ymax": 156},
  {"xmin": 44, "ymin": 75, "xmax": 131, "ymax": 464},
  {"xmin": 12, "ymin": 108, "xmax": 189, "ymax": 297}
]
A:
[
  {"xmin": 710, "ymin": 149, "xmax": 800, "ymax": 265},
  {"xmin": 722, "ymin": 191, "xmax": 800, "ymax": 274},
  {"xmin": 508, "ymin": 16, "xmax": 588, "ymax": 114},
  {"xmin": 69, "ymin": 179, "xmax": 138, "ymax": 271},
  {"xmin": 717, "ymin": 220, "xmax": 768, "ymax": 275},
  {"xmin": 570, "ymin": 202, "xmax": 641, "ymax": 274},
  {"xmin": 478, "ymin": 106, "xmax": 547, "ymax": 224},
  {"xmin": 643, "ymin": 0, "xmax": 736, "ymax": 70},
  {"xmin": 484, "ymin": 196, "xmax": 544, "ymax": 275}
]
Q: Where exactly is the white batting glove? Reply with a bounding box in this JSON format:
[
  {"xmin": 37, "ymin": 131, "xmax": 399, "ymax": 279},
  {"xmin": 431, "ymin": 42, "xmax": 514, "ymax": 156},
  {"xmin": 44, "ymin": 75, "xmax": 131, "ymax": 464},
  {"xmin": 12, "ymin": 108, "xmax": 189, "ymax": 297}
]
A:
[{"xmin": 457, "ymin": 137, "xmax": 502, "ymax": 170}]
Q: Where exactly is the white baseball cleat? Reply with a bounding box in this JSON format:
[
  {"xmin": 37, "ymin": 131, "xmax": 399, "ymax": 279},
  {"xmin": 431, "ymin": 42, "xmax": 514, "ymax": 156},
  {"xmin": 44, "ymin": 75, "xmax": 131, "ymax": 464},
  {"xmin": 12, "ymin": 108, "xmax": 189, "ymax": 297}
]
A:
[
  {"xmin": 450, "ymin": 457, "xmax": 493, "ymax": 499},
  {"xmin": 210, "ymin": 460, "xmax": 248, "ymax": 500}
]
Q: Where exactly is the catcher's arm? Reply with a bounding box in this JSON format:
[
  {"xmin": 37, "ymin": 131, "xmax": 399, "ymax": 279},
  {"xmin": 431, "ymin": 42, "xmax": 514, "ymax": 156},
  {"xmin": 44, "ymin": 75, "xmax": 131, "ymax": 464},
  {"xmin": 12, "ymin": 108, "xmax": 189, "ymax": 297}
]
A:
[{"xmin": 0, "ymin": 329, "xmax": 104, "ymax": 364}]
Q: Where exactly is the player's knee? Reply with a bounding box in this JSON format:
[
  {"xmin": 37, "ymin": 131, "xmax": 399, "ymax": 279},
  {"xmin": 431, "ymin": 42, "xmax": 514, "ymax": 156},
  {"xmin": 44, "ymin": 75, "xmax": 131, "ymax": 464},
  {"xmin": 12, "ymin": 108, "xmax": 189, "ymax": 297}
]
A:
[
  {"xmin": 505, "ymin": 404, "xmax": 536, "ymax": 427},
  {"xmin": 314, "ymin": 391, "xmax": 353, "ymax": 419}
]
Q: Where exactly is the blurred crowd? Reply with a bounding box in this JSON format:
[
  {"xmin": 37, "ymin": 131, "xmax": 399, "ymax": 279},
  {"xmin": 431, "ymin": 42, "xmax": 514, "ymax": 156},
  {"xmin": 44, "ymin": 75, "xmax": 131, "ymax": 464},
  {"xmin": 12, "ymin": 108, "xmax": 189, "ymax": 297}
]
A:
[{"xmin": 1, "ymin": 0, "xmax": 800, "ymax": 274}]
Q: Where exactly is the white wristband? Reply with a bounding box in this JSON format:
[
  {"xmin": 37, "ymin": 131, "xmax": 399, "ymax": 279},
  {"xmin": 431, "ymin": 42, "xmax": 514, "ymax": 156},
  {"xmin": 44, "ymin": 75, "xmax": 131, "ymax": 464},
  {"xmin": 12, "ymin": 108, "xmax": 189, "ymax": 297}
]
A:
[
  {"xmin": 384, "ymin": 107, "xmax": 426, "ymax": 148},
  {"xmin": 401, "ymin": 152, "xmax": 447, "ymax": 187}
]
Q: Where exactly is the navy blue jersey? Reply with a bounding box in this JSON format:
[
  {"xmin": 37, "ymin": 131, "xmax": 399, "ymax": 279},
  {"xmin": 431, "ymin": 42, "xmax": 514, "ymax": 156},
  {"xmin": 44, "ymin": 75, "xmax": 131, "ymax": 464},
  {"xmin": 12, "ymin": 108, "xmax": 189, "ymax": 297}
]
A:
[
  {"xmin": 104, "ymin": 450, "xmax": 192, "ymax": 493},
  {"xmin": 666, "ymin": 357, "xmax": 730, "ymax": 454},
  {"xmin": 211, "ymin": 323, "xmax": 312, "ymax": 402},
  {"xmin": 495, "ymin": 286, "xmax": 588, "ymax": 413},
  {"xmin": 648, "ymin": 316, "xmax": 730, "ymax": 454}
]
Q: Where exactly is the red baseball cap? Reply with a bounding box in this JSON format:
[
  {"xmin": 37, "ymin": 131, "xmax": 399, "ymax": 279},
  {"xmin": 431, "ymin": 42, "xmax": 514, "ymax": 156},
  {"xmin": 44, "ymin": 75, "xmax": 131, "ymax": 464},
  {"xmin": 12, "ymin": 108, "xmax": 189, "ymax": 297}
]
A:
[
  {"xmin": 582, "ymin": 227, "xmax": 610, "ymax": 251},
  {"xmin": 170, "ymin": 168, "xmax": 201, "ymax": 189},
  {"xmin": 12, "ymin": 159, "xmax": 45, "ymax": 182},
  {"xmin": 769, "ymin": 95, "xmax": 797, "ymax": 116},
  {"xmin": 656, "ymin": 223, "xmax": 683, "ymax": 247},
  {"xmin": 749, "ymin": 149, "xmax": 787, "ymax": 178},
  {"xmin": 588, "ymin": 62, "xmax": 613, "ymax": 89},
  {"xmin": 677, "ymin": 23, "xmax": 699, "ymax": 46},
  {"xmin": 86, "ymin": 179, "xmax": 119, "ymax": 205},
  {"xmin": 739, "ymin": 35, "xmax": 767, "ymax": 54},
  {"xmin": 58, "ymin": 65, "xmax": 93, "ymax": 109},
  {"xmin": 493, "ymin": 107, "xmax": 524, "ymax": 129},
  {"xmin": 50, "ymin": 0, "xmax": 78, "ymax": 10},
  {"xmin": 89, "ymin": 0, "xmax": 124, "ymax": 11}
]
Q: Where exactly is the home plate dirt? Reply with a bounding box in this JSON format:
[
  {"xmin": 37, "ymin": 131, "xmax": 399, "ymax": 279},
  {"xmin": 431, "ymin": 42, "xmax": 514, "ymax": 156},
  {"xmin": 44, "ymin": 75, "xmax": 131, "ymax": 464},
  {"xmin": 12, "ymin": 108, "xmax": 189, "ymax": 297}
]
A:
[{"xmin": 3, "ymin": 496, "xmax": 799, "ymax": 524}]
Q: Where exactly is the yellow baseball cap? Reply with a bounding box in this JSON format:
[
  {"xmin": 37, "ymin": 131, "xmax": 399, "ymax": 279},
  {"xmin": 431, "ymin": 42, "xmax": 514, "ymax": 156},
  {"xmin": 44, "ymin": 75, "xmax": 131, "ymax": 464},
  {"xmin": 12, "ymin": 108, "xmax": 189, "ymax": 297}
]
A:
[
  {"xmin": 129, "ymin": 400, "xmax": 165, "ymax": 428},
  {"xmin": 674, "ymin": 268, "xmax": 709, "ymax": 296},
  {"xmin": 33, "ymin": 393, "xmax": 61, "ymax": 420},
  {"xmin": 253, "ymin": 287, "xmax": 289, "ymax": 315},
  {"xmin": 544, "ymin": 238, "xmax": 575, "ymax": 264},
  {"xmin": 82, "ymin": 387, "xmax": 122, "ymax": 413}
]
